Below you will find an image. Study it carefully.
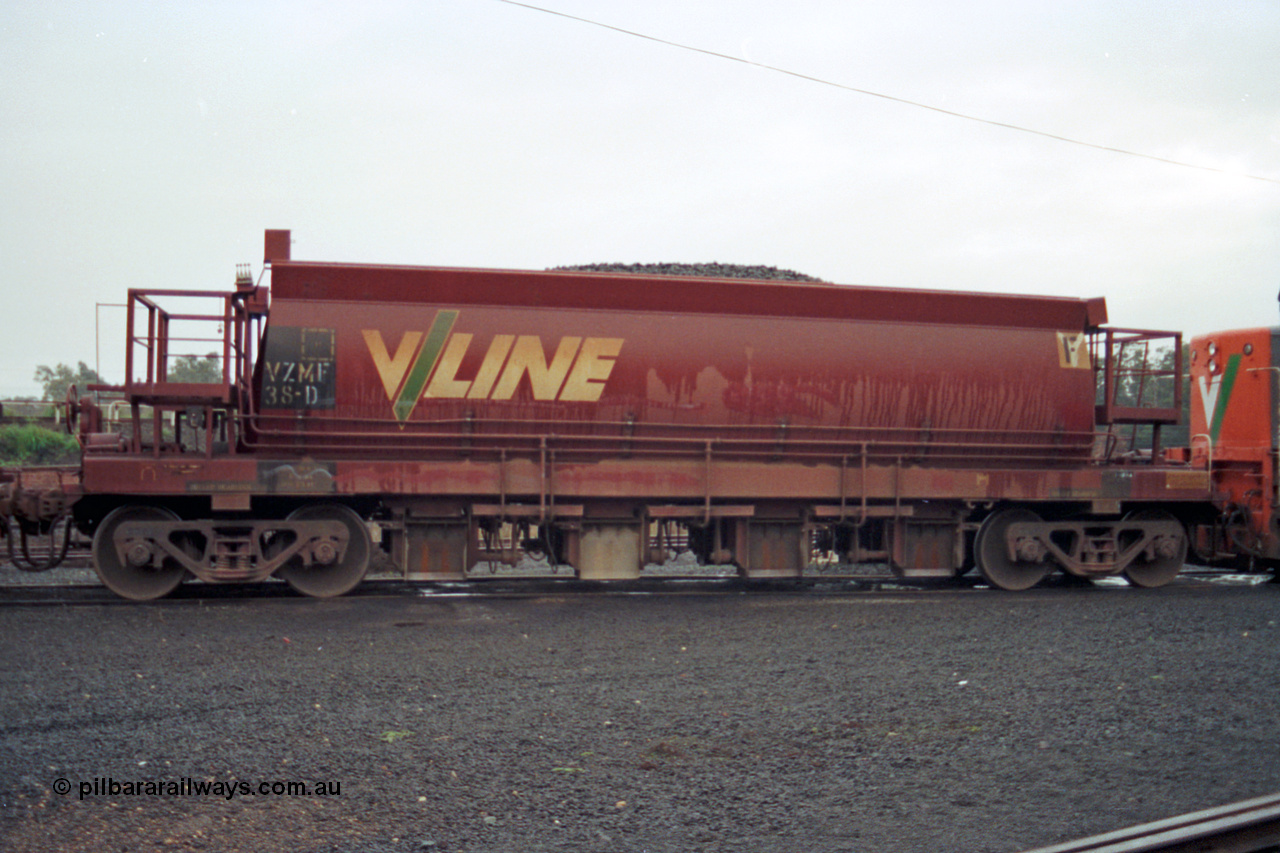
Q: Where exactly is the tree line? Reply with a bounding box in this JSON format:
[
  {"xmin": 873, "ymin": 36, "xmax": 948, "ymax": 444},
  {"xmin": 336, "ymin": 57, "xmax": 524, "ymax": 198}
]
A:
[
  {"xmin": 24, "ymin": 355, "xmax": 222, "ymax": 402},
  {"xmin": 0, "ymin": 356, "xmax": 221, "ymax": 465}
]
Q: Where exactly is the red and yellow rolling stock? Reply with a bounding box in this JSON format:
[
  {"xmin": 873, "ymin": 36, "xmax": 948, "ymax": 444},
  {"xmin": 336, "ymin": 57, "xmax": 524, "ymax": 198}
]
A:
[{"xmin": 3, "ymin": 230, "xmax": 1273, "ymax": 599}]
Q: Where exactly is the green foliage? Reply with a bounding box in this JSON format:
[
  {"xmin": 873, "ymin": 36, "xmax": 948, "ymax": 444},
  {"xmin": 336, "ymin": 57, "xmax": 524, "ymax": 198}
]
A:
[
  {"xmin": 1096, "ymin": 343, "xmax": 1191, "ymax": 452},
  {"xmin": 34, "ymin": 362, "xmax": 105, "ymax": 402},
  {"xmin": 1100, "ymin": 344, "xmax": 1182, "ymax": 410},
  {"xmin": 0, "ymin": 423, "xmax": 79, "ymax": 465},
  {"xmin": 167, "ymin": 353, "xmax": 222, "ymax": 384}
]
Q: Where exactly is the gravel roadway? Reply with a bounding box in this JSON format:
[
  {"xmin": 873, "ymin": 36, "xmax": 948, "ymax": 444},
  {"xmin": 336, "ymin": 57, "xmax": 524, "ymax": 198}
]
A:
[{"xmin": 1, "ymin": 576, "xmax": 1278, "ymax": 853}]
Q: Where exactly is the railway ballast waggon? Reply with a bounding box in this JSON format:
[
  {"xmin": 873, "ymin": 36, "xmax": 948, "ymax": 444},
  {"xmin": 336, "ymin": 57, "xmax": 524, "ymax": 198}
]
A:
[{"xmin": 1, "ymin": 230, "xmax": 1272, "ymax": 599}]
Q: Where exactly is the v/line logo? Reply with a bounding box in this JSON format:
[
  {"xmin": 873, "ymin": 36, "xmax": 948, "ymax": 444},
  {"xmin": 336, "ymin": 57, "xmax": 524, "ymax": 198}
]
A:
[
  {"xmin": 1055, "ymin": 332, "xmax": 1091, "ymax": 370},
  {"xmin": 1198, "ymin": 353, "xmax": 1240, "ymax": 444},
  {"xmin": 363, "ymin": 311, "xmax": 625, "ymax": 422}
]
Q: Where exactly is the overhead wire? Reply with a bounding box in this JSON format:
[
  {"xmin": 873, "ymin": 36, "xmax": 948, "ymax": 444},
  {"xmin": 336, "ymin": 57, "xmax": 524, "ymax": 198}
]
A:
[{"xmin": 496, "ymin": 0, "xmax": 1279, "ymax": 185}]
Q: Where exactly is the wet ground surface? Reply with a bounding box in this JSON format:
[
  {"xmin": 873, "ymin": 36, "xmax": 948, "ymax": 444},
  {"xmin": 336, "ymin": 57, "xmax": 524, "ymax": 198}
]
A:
[{"xmin": 0, "ymin": 575, "xmax": 1277, "ymax": 852}]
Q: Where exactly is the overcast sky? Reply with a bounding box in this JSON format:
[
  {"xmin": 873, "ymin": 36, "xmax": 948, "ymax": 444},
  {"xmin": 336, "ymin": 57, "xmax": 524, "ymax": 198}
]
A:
[{"xmin": 3, "ymin": 1, "xmax": 1277, "ymax": 398}]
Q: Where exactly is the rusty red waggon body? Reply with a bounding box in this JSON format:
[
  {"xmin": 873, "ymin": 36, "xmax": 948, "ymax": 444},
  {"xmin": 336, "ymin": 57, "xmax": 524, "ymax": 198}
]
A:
[{"xmin": 5, "ymin": 230, "xmax": 1270, "ymax": 599}]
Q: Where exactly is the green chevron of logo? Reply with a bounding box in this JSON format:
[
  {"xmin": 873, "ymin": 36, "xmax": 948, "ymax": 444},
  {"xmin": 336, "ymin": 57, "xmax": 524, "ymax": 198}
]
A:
[
  {"xmin": 392, "ymin": 310, "xmax": 458, "ymax": 423},
  {"xmin": 1208, "ymin": 353, "xmax": 1241, "ymax": 444}
]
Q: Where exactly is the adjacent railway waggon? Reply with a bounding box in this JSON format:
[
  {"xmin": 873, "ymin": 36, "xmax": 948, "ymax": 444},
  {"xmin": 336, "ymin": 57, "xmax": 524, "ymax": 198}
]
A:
[{"xmin": 2, "ymin": 230, "xmax": 1275, "ymax": 598}]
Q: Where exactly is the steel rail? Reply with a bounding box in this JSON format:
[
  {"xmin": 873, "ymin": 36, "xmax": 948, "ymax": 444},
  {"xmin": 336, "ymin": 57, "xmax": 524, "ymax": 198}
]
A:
[{"xmin": 1019, "ymin": 791, "xmax": 1280, "ymax": 853}]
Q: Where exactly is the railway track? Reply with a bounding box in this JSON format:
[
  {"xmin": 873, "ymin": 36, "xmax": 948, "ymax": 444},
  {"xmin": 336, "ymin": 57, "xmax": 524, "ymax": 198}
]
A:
[
  {"xmin": 0, "ymin": 573, "xmax": 945, "ymax": 606},
  {"xmin": 0, "ymin": 563, "xmax": 1269, "ymax": 607},
  {"xmin": 1020, "ymin": 791, "xmax": 1280, "ymax": 853}
]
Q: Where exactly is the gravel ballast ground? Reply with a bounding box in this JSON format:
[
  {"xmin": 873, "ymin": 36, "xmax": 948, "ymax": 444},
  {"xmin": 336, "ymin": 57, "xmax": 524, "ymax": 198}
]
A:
[{"xmin": 1, "ymin": 578, "xmax": 1277, "ymax": 853}]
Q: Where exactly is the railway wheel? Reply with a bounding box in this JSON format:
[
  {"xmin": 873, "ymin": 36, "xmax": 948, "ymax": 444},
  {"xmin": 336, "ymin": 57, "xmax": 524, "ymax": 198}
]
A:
[
  {"xmin": 975, "ymin": 508, "xmax": 1051, "ymax": 591},
  {"xmin": 1122, "ymin": 509, "xmax": 1186, "ymax": 589},
  {"xmin": 92, "ymin": 505, "xmax": 187, "ymax": 601},
  {"xmin": 276, "ymin": 504, "xmax": 371, "ymax": 598}
]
